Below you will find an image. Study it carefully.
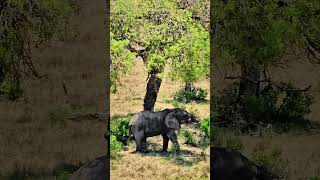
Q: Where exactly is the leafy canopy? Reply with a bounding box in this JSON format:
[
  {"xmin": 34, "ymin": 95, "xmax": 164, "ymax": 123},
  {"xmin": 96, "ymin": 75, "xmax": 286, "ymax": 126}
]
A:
[
  {"xmin": 212, "ymin": 0, "xmax": 320, "ymax": 66},
  {"xmin": 110, "ymin": 0, "xmax": 209, "ymax": 88}
]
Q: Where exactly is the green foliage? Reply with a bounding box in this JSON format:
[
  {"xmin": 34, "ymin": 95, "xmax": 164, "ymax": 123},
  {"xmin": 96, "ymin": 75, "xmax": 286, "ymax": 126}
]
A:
[
  {"xmin": 214, "ymin": 82, "xmax": 312, "ymax": 132},
  {"xmin": 211, "ymin": 0, "xmax": 319, "ymax": 66},
  {"xmin": 279, "ymin": 87, "xmax": 313, "ymax": 121},
  {"xmin": 170, "ymin": 143, "xmax": 180, "ymax": 155},
  {"xmin": 111, "ymin": 0, "xmax": 209, "ymax": 88},
  {"xmin": 174, "ymin": 87, "xmax": 208, "ymax": 103},
  {"xmin": 181, "ymin": 128, "xmax": 197, "ymax": 147},
  {"xmin": 110, "ymin": 135, "xmax": 122, "ymax": 159},
  {"xmin": 0, "ymin": 0, "xmax": 75, "ymax": 100},
  {"xmin": 200, "ymin": 117, "xmax": 210, "ymax": 138},
  {"xmin": 167, "ymin": 24, "xmax": 210, "ymax": 84},
  {"xmin": 110, "ymin": 33, "xmax": 135, "ymax": 93},
  {"xmin": 110, "ymin": 116, "xmax": 132, "ymax": 146}
]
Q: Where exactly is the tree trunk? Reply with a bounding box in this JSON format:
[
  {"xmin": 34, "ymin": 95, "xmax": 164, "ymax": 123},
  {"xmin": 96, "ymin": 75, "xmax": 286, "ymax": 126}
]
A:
[
  {"xmin": 143, "ymin": 73, "xmax": 162, "ymax": 111},
  {"xmin": 238, "ymin": 63, "xmax": 261, "ymax": 98}
]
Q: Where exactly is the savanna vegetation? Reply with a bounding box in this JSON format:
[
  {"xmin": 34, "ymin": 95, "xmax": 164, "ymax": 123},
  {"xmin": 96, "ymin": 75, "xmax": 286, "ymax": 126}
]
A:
[
  {"xmin": 110, "ymin": 0, "xmax": 210, "ymax": 179},
  {"xmin": 0, "ymin": 0, "xmax": 107, "ymax": 179},
  {"xmin": 211, "ymin": 0, "xmax": 320, "ymax": 179}
]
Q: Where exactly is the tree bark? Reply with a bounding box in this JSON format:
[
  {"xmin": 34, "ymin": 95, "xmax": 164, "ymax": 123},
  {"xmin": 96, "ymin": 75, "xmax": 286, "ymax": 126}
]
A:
[
  {"xmin": 238, "ymin": 63, "xmax": 261, "ymax": 98},
  {"xmin": 143, "ymin": 73, "xmax": 162, "ymax": 111}
]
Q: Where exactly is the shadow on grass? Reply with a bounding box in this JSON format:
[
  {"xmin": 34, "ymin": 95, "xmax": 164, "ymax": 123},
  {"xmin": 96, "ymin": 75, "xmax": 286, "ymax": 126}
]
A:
[{"xmin": 134, "ymin": 142, "xmax": 208, "ymax": 167}]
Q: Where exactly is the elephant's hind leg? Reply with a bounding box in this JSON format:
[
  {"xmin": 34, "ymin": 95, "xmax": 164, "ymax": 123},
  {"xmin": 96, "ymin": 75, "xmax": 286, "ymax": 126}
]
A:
[{"xmin": 133, "ymin": 131, "xmax": 145, "ymax": 153}]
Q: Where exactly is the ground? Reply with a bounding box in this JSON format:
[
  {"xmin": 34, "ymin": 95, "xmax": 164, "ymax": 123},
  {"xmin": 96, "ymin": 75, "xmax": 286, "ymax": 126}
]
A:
[{"xmin": 110, "ymin": 57, "xmax": 210, "ymax": 180}]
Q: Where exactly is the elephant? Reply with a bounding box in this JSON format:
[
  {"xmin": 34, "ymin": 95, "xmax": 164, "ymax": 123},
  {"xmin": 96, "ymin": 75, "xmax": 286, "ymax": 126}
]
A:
[{"xmin": 128, "ymin": 108, "xmax": 198, "ymax": 153}]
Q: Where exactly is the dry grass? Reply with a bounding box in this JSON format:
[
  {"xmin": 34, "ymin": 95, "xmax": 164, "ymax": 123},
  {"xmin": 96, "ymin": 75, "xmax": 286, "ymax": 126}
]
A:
[
  {"xmin": 110, "ymin": 57, "xmax": 210, "ymax": 179},
  {"xmin": 0, "ymin": 0, "xmax": 107, "ymax": 178}
]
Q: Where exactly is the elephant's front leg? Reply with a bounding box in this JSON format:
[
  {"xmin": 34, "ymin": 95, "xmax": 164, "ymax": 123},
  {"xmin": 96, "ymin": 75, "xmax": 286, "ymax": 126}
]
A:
[
  {"xmin": 162, "ymin": 133, "xmax": 169, "ymax": 152},
  {"xmin": 166, "ymin": 129, "xmax": 180, "ymax": 152},
  {"xmin": 141, "ymin": 137, "xmax": 148, "ymax": 153}
]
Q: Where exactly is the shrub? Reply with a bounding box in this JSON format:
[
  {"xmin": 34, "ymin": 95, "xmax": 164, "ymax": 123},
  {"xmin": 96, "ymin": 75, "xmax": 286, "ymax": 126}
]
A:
[
  {"xmin": 174, "ymin": 86, "xmax": 208, "ymax": 103},
  {"xmin": 110, "ymin": 116, "xmax": 132, "ymax": 145},
  {"xmin": 200, "ymin": 117, "xmax": 210, "ymax": 138},
  {"xmin": 214, "ymin": 82, "xmax": 313, "ymax": 132},
  {"xmin": 181, "ymin": 128, "xmax": 197, "ymax": 147},
  {"xmin": 110, "ymin": 135, "xmax": 122, "ymax": 159},
  {"xmin": 279, "ymin": 86, "xmax": 312, "ymax": 122}
]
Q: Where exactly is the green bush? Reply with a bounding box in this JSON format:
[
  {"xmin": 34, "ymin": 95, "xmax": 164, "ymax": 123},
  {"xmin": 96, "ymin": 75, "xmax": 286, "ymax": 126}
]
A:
[
  {"xmin": 279, "ymin": 86, "xmax": 312, "ymax": 122},
  {"xmin": 181, "ymin": 128, "xmax": 197, "ymax": 147},
  {"xmin": 110, "ymin": 116, "xmax": 132, "ymax": 145},
  {"xmin": 214, "ymin": 82, "xmax": 313, "ymax": 132},
  {"xmin": 200, "ymin": 117, "xmax": 210, "ymax": 138},
  {"xmin": 110, "ymin": 135, "xmax": 122, "ymax": 159},
  {"xmin": 174, "ymin": 87, "xmax": 208, "ymax": 103}
]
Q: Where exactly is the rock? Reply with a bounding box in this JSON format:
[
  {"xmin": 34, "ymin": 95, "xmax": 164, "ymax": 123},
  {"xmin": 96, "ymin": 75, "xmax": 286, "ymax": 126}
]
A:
[
  {"xmin": 212, "ymin": 146, "xmax": 279, "ymax": 180},
  {"xmin": 70, "ymin": 155, "xmax": 108, "ymax": 180}
]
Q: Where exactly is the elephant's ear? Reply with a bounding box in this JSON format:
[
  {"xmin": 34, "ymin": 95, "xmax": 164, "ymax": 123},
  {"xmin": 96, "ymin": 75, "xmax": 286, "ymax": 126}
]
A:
[{"xmin": 165, "ymin": 112, "xmax": 180, "ymax": 130}]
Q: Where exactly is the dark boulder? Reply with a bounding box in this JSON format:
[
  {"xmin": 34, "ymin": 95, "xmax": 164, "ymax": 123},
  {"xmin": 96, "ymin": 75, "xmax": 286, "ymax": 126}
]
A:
[
  {"xmin": 212, "ymin": 146, "xmax": 279, "ymax": 180},
  {"xmin": 70, "ymin": 155, "xmax": 108, "ymax": 180}
]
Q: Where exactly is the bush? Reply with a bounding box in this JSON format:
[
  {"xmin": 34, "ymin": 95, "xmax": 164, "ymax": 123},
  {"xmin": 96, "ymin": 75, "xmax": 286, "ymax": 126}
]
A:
[
  {"xmin": 110, "ymin": 116, "xmax": 132, "ymax": 145},
  {"xmin": 181, "ymin": 128, "xmax": 197, "ymax": 147},
  {"xmin": 174, "ymin": 86, "xmax": 208, "ymax": 103},
  {"xmin": 214, "ymin": 82, "xmax": 313, "ymax": 132},
  {"xmin": 200, "ymin": 117, "xmax": 210, "ymax": 138},
  {"xmin": 110, "ymin": 135, "xmax": 122, "ymax": 159},
  {"xmin": 279, "ymin": 86, "xmax": 312, "ymax": 122}
]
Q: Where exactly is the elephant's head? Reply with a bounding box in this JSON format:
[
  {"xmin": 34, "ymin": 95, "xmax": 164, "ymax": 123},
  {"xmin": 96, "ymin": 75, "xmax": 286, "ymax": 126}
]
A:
[{"xmin": 165, "ymin": 108, "xmax": 199, "ymax": 129}]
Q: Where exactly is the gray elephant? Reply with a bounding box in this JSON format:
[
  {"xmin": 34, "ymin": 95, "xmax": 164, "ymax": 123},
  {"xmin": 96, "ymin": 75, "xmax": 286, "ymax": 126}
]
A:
[{"xmin": 128, "ymin": 108, "xmax": 198, "ymax": 153}]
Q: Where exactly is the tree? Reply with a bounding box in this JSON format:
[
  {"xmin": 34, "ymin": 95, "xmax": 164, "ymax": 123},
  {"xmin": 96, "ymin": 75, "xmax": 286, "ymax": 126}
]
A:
[
  {"xmin": 110, "ymin": 33, "xmax": 135, "ymax": 93},
  {"xmin": 111, "ymin": 0, "xmax": 209, "ymax": 110},
  {"xmin": 212, "ymin": 0, "xmax": 320, "ymax": 99},
  {"xmin": 0, "ymin": 0, "xmax": 75, "ymax": 100},
  {"xmin": 167, "ymin": 23, "xmax": 209, "ymax": 91},
  {"xmin": 211, "ymin": 0, "xmax": 320, "ymax": 128}
]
